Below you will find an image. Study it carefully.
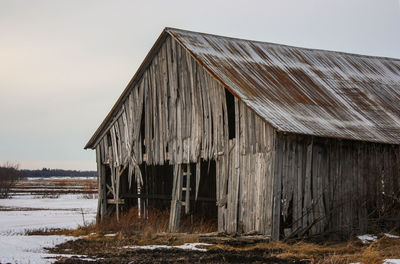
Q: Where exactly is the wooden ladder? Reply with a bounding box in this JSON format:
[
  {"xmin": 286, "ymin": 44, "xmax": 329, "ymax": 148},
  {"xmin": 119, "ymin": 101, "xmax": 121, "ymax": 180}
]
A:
[
  {"xmin": 181, "ymin": 163, "xmax": 191, "ymax": 214},
  {"xmin": 169, "ymin": 163, "xmax": 192, "ymax": 232}
]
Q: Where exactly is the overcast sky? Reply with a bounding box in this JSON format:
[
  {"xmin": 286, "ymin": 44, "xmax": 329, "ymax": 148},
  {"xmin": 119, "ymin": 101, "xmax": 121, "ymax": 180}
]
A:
[{"xmin": 1, "ymin": 0, "xmax": 399, "ymax": 171}]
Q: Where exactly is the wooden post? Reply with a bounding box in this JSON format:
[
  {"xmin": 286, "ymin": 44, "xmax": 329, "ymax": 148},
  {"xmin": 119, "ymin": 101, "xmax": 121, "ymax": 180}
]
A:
[
  {"xmin": 303, "ymin": 138, "xmax": 314, "ymax": 234},
  {"xmin": 169, "ymin": 164, "xmax": 183, "ymax": 232},
  {"xmin": 100, "ymin": 138, "xmax": 108, "ymax": 219},
  {"xmin": 116, "ymin": 166, "xmax": 121, "ymax": 222},
  {"xmin": 272, "ymin": 135, "xmax": 283, "ymax": 240},
  {"xmin": 96, "ymin": 145, "xmax": 102, "ymax": 222}
]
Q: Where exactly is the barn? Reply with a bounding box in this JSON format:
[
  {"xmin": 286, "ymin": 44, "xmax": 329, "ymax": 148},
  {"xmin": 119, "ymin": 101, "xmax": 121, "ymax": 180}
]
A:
[{"xmin": 85, "ymin": 28, "xmax": 400, "ymax": 240}]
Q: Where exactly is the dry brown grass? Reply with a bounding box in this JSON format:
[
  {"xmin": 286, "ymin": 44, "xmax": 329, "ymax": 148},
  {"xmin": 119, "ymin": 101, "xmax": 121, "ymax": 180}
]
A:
[
  {"xmin": 354, "ymin": 236, "xmax": 400, "ymax": 264},
  {"xmin": 93, "ymin": 207, "xmax": 217, "ymax": 235},
  {"xmin": 95, "ymin": 207, "xmax": 170, "ymax": 236},
  {"xmin": 32, "ymin": 206, "xmax": 216, "ymax": 242},
  {"xmin": 178, "ymin": 213, "xmax": 218, "ymax": 234},
  {"xmin": 209, "ymin": 236, "xmax": 400, "ymax": 263}
]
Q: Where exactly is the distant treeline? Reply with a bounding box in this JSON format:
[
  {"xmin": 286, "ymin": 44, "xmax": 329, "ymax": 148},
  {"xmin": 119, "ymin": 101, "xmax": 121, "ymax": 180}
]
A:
[{"xmin": 21, "ymin": 168, "xmax": 97, "ymax": 178}]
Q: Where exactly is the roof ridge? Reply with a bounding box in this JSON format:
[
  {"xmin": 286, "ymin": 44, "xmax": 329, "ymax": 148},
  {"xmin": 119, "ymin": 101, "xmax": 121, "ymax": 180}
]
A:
[{"xmin": 165, "ymin": 27, "xmax": 400, "ymax": 62}]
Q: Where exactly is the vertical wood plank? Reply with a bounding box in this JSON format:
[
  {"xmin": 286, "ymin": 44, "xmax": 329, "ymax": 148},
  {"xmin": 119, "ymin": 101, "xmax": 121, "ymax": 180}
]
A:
[
  {"xmin": 303, "ymin": 138, "xmax": 313, "ymax": 233},
  {"xmin": 169, "ymin": 164, "xmax": 183, "ymax": 232},
  {"xmin": 272, "ymin": 134, "xmax": 283, "ymax": 240}
]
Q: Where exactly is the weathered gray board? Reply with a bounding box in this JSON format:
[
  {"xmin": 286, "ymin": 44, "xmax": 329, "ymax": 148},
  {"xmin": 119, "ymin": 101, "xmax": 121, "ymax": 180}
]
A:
[{"xmin": 272, "ymin": 134, "xmax": 400, "ymax": 240}]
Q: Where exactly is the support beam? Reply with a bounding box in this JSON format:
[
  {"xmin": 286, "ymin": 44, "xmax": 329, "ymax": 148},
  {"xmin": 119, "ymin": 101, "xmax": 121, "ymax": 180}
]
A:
[
  {"xmin": 169, "ymin": 164, "xmax": 183, "ymax": 232},
  {"xmin": 96, "ymin": 144, "xmax": 108, "ymax": 221},
  {"xmin": 99, "ymin": 163, "xmax": 107, "ymax": 219},
  {"xmin": 96, "ymin": 145, "xmax": 102, "ymax": 222},
  {"xmin": 272, "ymin": 136, "xmax": 283, "ymax": 240}
]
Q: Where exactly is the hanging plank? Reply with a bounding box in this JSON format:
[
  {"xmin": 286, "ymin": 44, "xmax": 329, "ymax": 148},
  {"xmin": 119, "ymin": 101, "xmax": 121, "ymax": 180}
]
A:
[{"xmin": 195, "ymin": 162, "xmax": 201, "ymax": 201}]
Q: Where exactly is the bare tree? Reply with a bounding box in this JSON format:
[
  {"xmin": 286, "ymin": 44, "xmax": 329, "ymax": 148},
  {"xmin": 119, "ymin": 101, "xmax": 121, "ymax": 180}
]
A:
[{"xmin": 0, "ymin": 163, "xmax": 23, "ymax": 198}]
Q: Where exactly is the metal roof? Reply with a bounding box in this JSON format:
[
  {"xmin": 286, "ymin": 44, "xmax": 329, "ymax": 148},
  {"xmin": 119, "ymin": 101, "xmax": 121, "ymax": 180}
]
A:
[
  {"xmin": 85, "ymin": 28, "xmax": 400, "ymax": 149},
  {"xmin": 167, "ymin": 28, "xmax": 400, "ymax": 144}
]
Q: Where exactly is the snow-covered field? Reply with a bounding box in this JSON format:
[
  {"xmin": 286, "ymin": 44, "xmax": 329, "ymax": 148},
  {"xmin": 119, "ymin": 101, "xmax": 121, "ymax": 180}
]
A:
[
  {"xmin": 26, "ymin": 177, "xmax": 96, "ymax": 180},
  {"xmin": 0, "ymin": 193, "xmax": 97, "ymax": 263}
]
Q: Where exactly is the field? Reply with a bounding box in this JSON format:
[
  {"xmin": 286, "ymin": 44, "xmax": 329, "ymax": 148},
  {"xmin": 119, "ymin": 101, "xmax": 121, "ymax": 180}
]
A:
[
  {"xmin": 1, "ymin": 177, "xmax": 400, "ymax": 264},
  {"xmin": 11, "ymin": 177, "xmax": 98, "ymax": 196},
  {"xmin": 0, "ymin": 177, "xmax": 97, "ymax": 264}
]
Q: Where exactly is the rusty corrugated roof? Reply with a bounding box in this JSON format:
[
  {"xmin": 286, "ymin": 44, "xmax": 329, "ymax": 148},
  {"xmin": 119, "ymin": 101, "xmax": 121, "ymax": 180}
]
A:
[
  {"xmin": 167, "ymin": 28, "xmax": 400, "ymax": 145},
  {"xmin": 85, "ymin": 28, "xmax": 400, "ymax": 149}
]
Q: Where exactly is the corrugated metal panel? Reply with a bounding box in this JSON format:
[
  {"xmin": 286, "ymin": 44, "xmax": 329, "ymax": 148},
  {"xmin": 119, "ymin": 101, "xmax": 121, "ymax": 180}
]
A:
[{"xmin": 167, "ymin": 28, "xmax": 400, "ymax": 144}]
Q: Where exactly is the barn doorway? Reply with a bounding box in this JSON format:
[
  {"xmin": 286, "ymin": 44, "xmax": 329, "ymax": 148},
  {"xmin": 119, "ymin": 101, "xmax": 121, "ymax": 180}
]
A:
[
  {"xmin": 188, "ymin": 159, "xmax": 217, "ymax": 219},
  {"xmin": 119, "ymin": 163, "xmax": 174, "ymax": 216},
  {"xmin": 117, "ymin": 159, "xmax": 217, "ymax": 232},
  {"xmin": 169, "ymin": 159, "xmax": 218, "ymax": 232}
]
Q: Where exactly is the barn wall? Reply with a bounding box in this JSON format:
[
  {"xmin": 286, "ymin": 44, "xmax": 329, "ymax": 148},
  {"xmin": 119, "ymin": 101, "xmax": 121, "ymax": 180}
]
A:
[
  {"xmin": 272, "ymin": 134, "xmax": 400, "ymax": 240},
  {"xmin": 93, "ymin": 34, "xmax": 277, "ymax": 235},
  {"xmin": 95, "ymin": 36, "xmax": 230, "ymax": 165},
  {"xmin": 225, "ymin": 98, "xmax": 276, "ymax": 235},
  {"xmin": 94, "ymin": 34, "xmax": 230, "ymax": 225}
]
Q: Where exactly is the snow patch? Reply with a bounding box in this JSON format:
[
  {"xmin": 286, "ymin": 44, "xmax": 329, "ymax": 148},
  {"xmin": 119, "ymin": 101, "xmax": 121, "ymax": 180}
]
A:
[
  {"xmin": 0, "ymin": 235, "xmax": 76, "ymax": 264},
  {"xmin": 0, "ymin": 194, "xmax": 97, "ymax": 234},
  {"xmin": 384, "ymin": 233, "xmax": 400, "ymax": 239},
  {"xmin": 0, "ymin": 194, "xmax": 97, "ymax": 263},
  {"xmin": 384, "ymin": 259, "xmax": 400, "ymax": 264},
  {"xmin": 104, "ymin": 233, "xmax": 117, "ymax": 237},
  {"xmin": 357, "ymin": 234, "xmax": 377, "ymax": 244},
  {"xmin": 123, "ymin": 243, "xmax": 213, "ymax": 252}
]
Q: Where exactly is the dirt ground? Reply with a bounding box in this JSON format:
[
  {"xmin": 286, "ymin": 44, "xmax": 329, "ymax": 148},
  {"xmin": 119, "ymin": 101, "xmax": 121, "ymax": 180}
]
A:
[
  {"xmin": 43, "ymin": 231, "xmax": 400, "ymax": 264},
  {"xmin": 54, "ymin": 250, "xmax": 307, "ymax": 264},
  {"xmin": 49, "ymin": 237, "xmax": 308, "ymax": 264},
  {"xmin": 52, "ymin": 247, "xmax": 306, "ymax": 263}
]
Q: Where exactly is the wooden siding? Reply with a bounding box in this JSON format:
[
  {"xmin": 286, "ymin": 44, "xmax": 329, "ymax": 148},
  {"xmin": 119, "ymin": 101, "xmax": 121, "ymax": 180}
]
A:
[
  {"xmin": 95, "ymin": 35, "xmax": 228, "ymax": 169},
  {"xmin": 94, "ymin": 35, "xmax": 277, "ymax": 235},
  {"xmin": 272, "ymin": 134, "xmax": 400, "ymax": 239},
  {"xmin": 228, "ymin": 99, "xmax": 275, "ymax": 235}
]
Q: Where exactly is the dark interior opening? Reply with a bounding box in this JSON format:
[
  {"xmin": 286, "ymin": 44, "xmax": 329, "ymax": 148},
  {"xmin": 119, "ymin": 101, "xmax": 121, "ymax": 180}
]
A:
[
  {"xmin": 191, "ymin": 159, "xmax": 217, "ymax": 218},
  {"xmin": 225, "ymin": 89, "xmax": 236, "ymax": 139},
  {"xmin": 134, "ymin": 160, "xmax": 218, "ymax": 220},
  {"xmin": 119, "ymin": 163, "xmax": 173, "ymax": 214},
  {"xmin": 104, "ymin": 154, "xmax": 218, "ymax": 231}
]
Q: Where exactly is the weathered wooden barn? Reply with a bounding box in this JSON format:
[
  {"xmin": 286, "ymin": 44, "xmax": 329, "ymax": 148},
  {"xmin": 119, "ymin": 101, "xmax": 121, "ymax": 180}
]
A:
[{"xmin": 85, "ymin": 28, "xmax": 400, "ymax": 240}]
